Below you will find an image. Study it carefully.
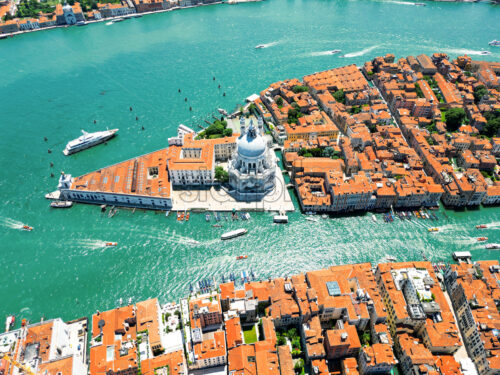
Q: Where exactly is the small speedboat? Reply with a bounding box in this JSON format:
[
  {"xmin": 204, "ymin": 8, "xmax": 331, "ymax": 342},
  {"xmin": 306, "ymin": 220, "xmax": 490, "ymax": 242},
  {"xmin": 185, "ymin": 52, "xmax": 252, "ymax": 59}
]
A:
[
  {"xmin": 428, "ymin": 227, "xmax": 439, "ymax": 232},
  {"xmin": 372, "ymin": 214, "xmax": 377, "ymax": 222},
  {"xmin": 476, "ymin": 224, "xmax": 487, "ymax": 229},
  {"xmin": 476, "ymin": 237, "xmax": 488, "ymax": 242},
  {"xmin": 485, "ymin": 243, "xmax": 500, "ymax": 249},
  {"xmin": 479, "ymin": 51, "xmax": 491, "ymax": 56},
  {"xmin": 105, "ymin": 242, "xmax": 117, "ymax": 246},
  {"xmin": 488, "ymin": 40, "xmax": 500, "ymax": 47},
  {"xmin": 330, "ymin": 49, "xmax": 341, "ymax": 54},
  {"xmin": 186, "ymin": 239, "xmax": 200, "ymax": 245},
  {"xmin": 50, "ymin": 200, "xmax": 73, "ymax": 208},
  {"xmin": 185, "ymin": 212, "xmax": 190, "ymax": 221},
  {"xmin": 305, "ymin": 217, "xmax": 318, "ymax": 222},
  {"xmin": 22, "ymin": 225, "xmax": 33, "ymax": 231},
  {"xmin": 255, "ymin": 44, "xmax": 266, "ymax": 49},
  {"xmin": 236, "ymin": 255, "xmax": 248, "ymax": 260},
  {"xmin": 217, "ymin": 108, "xmax": 228, "ymax": 116},
  {"xmin": 414, "ymin": 2, "xmax": 426, "ymax": 5},
  {"xmin": 386, "ymin": 256, "xmax": 397, "ymax": 262},
  {"xmin": 212, "ymin": 224, "xmax": 223, "ymax": 228}
]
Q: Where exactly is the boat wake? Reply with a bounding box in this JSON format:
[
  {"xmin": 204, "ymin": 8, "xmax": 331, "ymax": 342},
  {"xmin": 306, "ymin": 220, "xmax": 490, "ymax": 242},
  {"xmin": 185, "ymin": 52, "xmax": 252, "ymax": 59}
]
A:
[
  {"xmin": 310, "ymin": 50, "xmax": 340, "ymax": 57},
  {"xmin": 105, "ymin": 21, "xmax": 113, "ymax": 26},
  {"xmin": 0, "ymin": 217, "xmax": 27, "ymax": 230},
  {"xmin": 341, "ymin": 45, "xmax": 380, "ymax": 58},
  {"xmin": 443, "ymin": 48, "xmax": 492, "ymax": 56},
  {"xmin": 75, "ymin": 239, "xmax": 113, "ymax": 250},
  {"xmin": 258, "ymin": 41, "xmax": 278, "ymax": 49},
  {"xmin": 484, "ymin": 221, "xmax": 500, "ymax": 229},
  {"xmin": 382, "ymin": 1, "xmax": 419, "ymax": 5}
]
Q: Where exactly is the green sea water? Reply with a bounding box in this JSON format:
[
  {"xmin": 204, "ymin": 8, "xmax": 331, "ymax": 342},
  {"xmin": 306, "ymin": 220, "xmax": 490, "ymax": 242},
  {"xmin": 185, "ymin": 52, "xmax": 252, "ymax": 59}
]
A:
[{"xmin": 1, "ymin": 0, "xmax": 500, "ymax": 325}]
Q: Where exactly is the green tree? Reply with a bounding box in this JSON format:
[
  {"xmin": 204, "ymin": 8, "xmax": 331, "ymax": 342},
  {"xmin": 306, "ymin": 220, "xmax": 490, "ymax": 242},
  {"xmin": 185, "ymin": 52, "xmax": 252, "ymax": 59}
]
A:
[
  {"xmin": 276, "ymin": 97, "xmax": 284, "ymax": 107},
  {"xmin": 473, "ymin": 85, "xmax": 489, "ymax": 104},
  {"xmin": 445, "ymin": 108, "xmax": 466, "ymax": 132},
  {"xmin": 292, "ymin": 85, "xmax": 309, "ymax": 94},
  {"xmin": 415, "ymin": 83, "xmax": 424, "ymax": 98},
  {"xmin": 215, "ymin": 166, "xmax": 229, "ymax": 183},
  {"xmin": 332, "ymin": 89, "xmax": 345, "ymax": 104},
  {"xmin": 224, "ymin": 128, "xmax": 233, "ymax": 137},
  {"xmin": 483, "ymin": 110, "xmax": 500, "ymax": 137}
]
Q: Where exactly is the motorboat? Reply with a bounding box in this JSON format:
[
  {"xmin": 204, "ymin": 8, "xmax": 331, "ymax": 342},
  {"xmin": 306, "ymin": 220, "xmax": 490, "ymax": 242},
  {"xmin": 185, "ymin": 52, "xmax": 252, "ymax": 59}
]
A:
[
  {"xmin": 372, "ymin": 214, "xmax": 377, "ymax": 222},
  {"xmin": 63, "ymin": 129, "xmax": 118, "ymax": 155},
  {"xmin": 186, "ymin": 239, "xmax": 200, "ymax": 245},
  {"xmin": 255, "ymin": 44, "xmax": 266, "ymax": 49},
  {"xmin": 476, "ymin": 224, "xmax": 487, "ymax": 229},
  {"xmin": 330, "ymin": 49, "xmax": 341, "ymax": 54},
  {"xmin": 414, "ymin": 2, "xmax": 426, "ymax": 5},
  {"xmin": 428, "ymin": 227, "xmax": 439, "ymax": 232},
  {"xmin": 236, "ymin": 255, "xmax": 248, "ymax": 260},
  {"xmin": 488, "ymin": 40, "xmax": 500, "ymax": 47},
  {"xmin": 322, "ymin": 214, "xmax": 328, "ymax": 219},
  {"xmin": 112, "ymin": 17, "xmax": 125, "ymax": 23},
  {"xmin": 305, "ymin": 217, "xmax": 318, "ymax": 222},
  {"xmin": 479, "ymin": 51, "xmax": 491, "ymax": 56},
  {"xmin": 212, "ymin": 224, "xmax": 223, "ymax": 228},
  {"xmin": 105, "ymin": 242, "xmax": 117, "ymax": 246},
  {"xmin": 221, "ymin": 228, "xmax": 247, "ymax": 240},
  {"xmin": 485, "ymin": 243, "xmax": 500, "ymax": 249},
  {"xmin": 273, "ymin": 214, "xmax": 288, "ymax": 223},
  {"xmin": 22, "ymin": 225, "xmax": 33, "ymax": 231},
  {"xmin": 185, "ymin": 212, "xmax": 190, "ymax": 221},
  {"xmin": 476, "ymin": 237, "xmax": 488, "ymax": 242},
  {"xmin": 50, "ymin": 200, "xmax": 73, "ymax": 208},
  {"xmin": 386, "ymin": 256, "xmax": 397, "ymax": 262},
  {"xmin": 5, "ymin": 315, "xmax": 15, "ymax": 332},
  {"xmin": 217, "ymin": 108, "xmax": 228, "ymax": 116}
]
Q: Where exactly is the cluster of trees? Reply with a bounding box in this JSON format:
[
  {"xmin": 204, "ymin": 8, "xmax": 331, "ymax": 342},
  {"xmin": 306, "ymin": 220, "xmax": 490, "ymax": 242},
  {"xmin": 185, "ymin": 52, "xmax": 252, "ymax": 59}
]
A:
[
  {"xmin": 294, "ymin": 359, "xmax": 305, "ymax": 375},
  {"xmin": 214, "ymin": 166, "xmax": 229, "ymax": 183},
  {"xmin": 197, "ymin": 119, "xmax": 232, "ymax": 139},
  {"xmin": 332, "ymin": 89, "xmax": 345, "ymax": 104},
  {"xmin": 298, "ymin": 146, "xmax": 340, "ymax": 159},
  {"xmin": 348, "ymin": 105, "xmax": 363, "ymax": 115},
  {"xmin": 292, "ymin": 85, "xmax": 309, "ymax": 94},
  {"xmin": 15, "ymin": 0, "xmax": 54, "ymax": 18},
  {"xmin": 483, "ymin": 109, "xmax": 500, "ymax": 138},
  {"xmin": 66, "ymin": 0, "xmax": 121, "ymax": 12},
  {"xmin": 444, "ymin": 108, "xmax": 466, "ymax": 132},
  {"xmin": 287, "ymin": 103, "xmax": 303, "ymax": 124},
  {"xmin": 277, "ymin": 328, "xmax": 301, "ymax": 358},
  {"xmin": 414, "ymin": 83, "xmax": 424, "ymax": 99},
  {"xmin": 474, "ymin": 85, "xmax": 489, "ymax": 104}
]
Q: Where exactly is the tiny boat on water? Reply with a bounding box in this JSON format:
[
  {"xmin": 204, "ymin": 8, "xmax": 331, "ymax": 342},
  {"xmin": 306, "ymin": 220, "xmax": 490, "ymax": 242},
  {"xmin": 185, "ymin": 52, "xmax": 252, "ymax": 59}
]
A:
[
  {"xmin": 306, "ymin": 217, "xmax": 318, "ymax": 222},
  {"xmin": 221, "ymin": 228, "xmax": 247, "ymax": 240},
  {"xmin": 386, "ymin": 256, "xmax": 397, "ymax": 262},
  {"xmin": 372, "ymin": 214, "xmax": 377, "ymax": 222},
  {"xmin": 5, "ymin": 315, "xmax": 15, "ymax": 332},
  {"xmin": 480, "ymin": 51, "xmax": 492, "ymax": 56},
  {"xmin": 476, "ymin": 224, "xmax": 487, "ymax": 229},
  {"xmin": 476, "ymin": 237, "xmax": 488, "ymax": 242},
  {"xmin": 50, "ymin": 200, "xmax": 73, "ymax": 208},
  {"xmin": 330, "ymin": 49, "xmax": 342, "ymax": 54},
  {"xmin": 485, "ymin": 243, "xmax": 500, "ymax": 249},
  {"xmin": 236, "ymin": 255, "xmax": 248, "ymax": 260},
  {"xmin": 428, "ymin": 227, "xmax": 439, "ymax": 232},
  {"xmin": 186, "ymin": 239, "xmax": 200, "ymax": 245},
  {"xmin": 22, "ymin": 225, "xmax": 33, "ymax": 231},
  {"xmin": 105, "ymin": 242, "xmax": 117, "ymax": 247},
  {"xmin": 185, "ymin": 212, "xmax": 190, "ymax": 221},
  {"xmin": 255, "ymin": 44, "xmax": 266, "ymax": 49},
  {"xmin": 205, "ymin": 213, "xmax": 211, "ymax": 222},
  {"xmin": 212, "ymin": 224, "xmax": 223, "ymax": 228}
]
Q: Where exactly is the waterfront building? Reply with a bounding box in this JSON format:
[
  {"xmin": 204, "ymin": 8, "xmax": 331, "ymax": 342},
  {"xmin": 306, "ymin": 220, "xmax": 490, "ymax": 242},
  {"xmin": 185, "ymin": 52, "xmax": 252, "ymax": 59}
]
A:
[
  {"xmin": 228, "ymin": 117, "xmax": 276, "ymax": 201},
  {"xmin": 97, "ymin": 2, "xmax": 135, "ymax": 17},
  {"xmin": 0, "ymin": 318, "xmax": 88, "ymax": 375},
  {"xmin": 18, "ymin": 18, "xmax": 40, "ymax": 31},
  {"xmin": 55, "ymin": 2, "xmax": 85, "ymax": 25},
  {"xmin": 0, "ymin": 19, "xmax": 19, "ymax": 34}
]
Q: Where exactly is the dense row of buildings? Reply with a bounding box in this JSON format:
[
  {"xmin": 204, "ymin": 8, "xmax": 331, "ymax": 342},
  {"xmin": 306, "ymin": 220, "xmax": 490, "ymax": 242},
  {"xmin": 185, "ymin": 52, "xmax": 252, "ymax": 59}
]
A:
[
  {"xmin": 252, "ymin": 54, "xmax": 500, "ymax": 212},
  {"xmin": 1, "ymin": 259, "xmax": 498, "ymax": 375},
  {"xmin": 0, "ymin": 0, "xmax": 219, "ymax": 35}
]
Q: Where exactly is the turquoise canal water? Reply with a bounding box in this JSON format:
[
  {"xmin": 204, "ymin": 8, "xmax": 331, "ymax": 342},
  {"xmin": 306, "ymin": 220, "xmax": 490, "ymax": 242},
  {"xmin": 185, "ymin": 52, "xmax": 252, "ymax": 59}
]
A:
[{"xmin": 1, "ymin": 0, "xmax": 500, "ymax": 324}]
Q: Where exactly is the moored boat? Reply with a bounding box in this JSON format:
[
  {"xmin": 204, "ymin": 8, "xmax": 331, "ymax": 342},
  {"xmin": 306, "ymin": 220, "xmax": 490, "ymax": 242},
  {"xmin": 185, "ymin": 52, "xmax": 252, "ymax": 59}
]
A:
[
  {"xmin": 50, "ymin": 200, "xmax": 73, "ymax": 208},
  {"xmin": 372, "ymin": 214, "xmax": 377, "ymax": 222},
  {"xmin": 63, "ymin": 129, "xmax": 118, "ymax": 155},
  {"xmin": 221, "ymin": 228, "xmax": 247, "ymax": 240},
  {"xmin": 5, "ymin": 315, "xmax": 15, "ymax": 332}
]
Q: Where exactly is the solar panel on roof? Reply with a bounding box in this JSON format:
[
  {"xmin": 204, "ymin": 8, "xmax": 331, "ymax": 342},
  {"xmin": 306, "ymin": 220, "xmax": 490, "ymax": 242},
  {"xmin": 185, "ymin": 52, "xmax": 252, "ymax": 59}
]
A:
[{"xmin": 326, "ymin": 281, "xmax": 341, "ymax": 296}]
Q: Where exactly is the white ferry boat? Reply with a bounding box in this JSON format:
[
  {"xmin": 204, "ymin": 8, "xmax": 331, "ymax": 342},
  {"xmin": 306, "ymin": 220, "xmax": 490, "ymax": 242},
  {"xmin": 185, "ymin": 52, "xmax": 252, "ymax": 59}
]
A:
[
  {"xmin": 221, "ymin": 228, "xmax": 247, "ymax": 240},
  {"xmin": 63, "ymin": 129, "xmax": 118, "ymax": 155},
  {"xmin": 488, "ymin": 40, "xmax": 500, "ymax": 47}
]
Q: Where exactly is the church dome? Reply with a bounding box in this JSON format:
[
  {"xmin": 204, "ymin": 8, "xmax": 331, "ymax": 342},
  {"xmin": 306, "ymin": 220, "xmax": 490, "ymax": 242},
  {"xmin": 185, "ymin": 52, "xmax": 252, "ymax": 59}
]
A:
[{"xmin": 237, "ymin": 126, "xmax": 266, "ymax": 158}]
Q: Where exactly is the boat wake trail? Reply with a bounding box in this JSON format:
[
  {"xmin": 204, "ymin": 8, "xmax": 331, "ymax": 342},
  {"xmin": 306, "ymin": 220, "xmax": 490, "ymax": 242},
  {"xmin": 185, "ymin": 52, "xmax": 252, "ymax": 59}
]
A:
[
  {"xmin": 75, "ymin": 239, "xmax": 111, "ymax": 250},
  {"xmin": 259, "ymin": 41, "xmax": 278, "ymax": 49},
  {"xmin": 443, "ymin": 48, "xmax": 490, "ymax": 56},
  {"xmin": 0, "ymin": 217, "xmax": 26, "ymax": 230},
  {"xmin": 310, "ymin": 50, "xmax": 339, "ymax": 57},
  {"xmin": 341, "ymin": 45, "xmax": 380, "ymax": 58},
  {"xmin": 382, "ymin": 1, "xmax": 417, "ymax": 5},
  {"xmin": 151, "ymin": 228, "xmax": 201, "ymax": 246},
  {"xmin": 485, "ymin": 221, "xmax": 500, "ymax": 229}
]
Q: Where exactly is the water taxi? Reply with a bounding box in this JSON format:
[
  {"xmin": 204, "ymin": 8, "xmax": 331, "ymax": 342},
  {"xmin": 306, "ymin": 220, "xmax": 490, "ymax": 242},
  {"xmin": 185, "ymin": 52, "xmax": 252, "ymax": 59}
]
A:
[
  {"xmin": 50, "ymin": 200, "xmax": 73, "ymax": 208},
  {"xmin": 212, "ymin": 224, "xmax": 223, "ymax": 228},
  {"xmin": 22, "ymin": 225, "xmax": 33, "ymax": 231},
  {"xmin": 485, "ymin": 243, "xmax": 500, "ymax": 249},
  {"xmin": 489, "ymin": 40, "xmax": 500, "ymax": 47},
  {"xmin": 205, "ymin": 213, "xmax": 211, "ymax": 222},
  {"xmin": 428, "ymin": 227, "xmax": 439, "ymax": 232},
  {"xmin": 185, "ymin": 211, "xmax": 190, "ymax": 221},
  {"xmin": 476, "ymin": 237, "xmax": 488, "ymax": 242},
  {"xmin": 386, "ymin": 256, "xmax": 397, "ymax": 262},
  {"xmin": 236, "ymin": 255, "xmax": 248, "ymax": 260},
  {"xmin": 305, "ymin": 217, "xmax": 318, "ymax": 222},
  {"xmin": 476, "ymin": 224, "xmax": 487, "ymax": 229},
  {"xmin": 177, "ymin": 212, "xmax": 184, "ymax": 221},
  {"xmin": 186, "ymin": 239, "xmax": 200, "ymax": 245},
  {"xmin": 330, "ymin": 49, "xmax": 342, "ymax": 54},
  {"xmin": 372, "ymin": 214, "xmax": 377, "ymax": 222},
  {"xmin": 221, "ymin": 228, "xmax": 247, "ymax": 240},
  {"xmin": 105, "ymin": 242, "xmax": 117, "ymax": 246},
  {"xmin": 480, "ymin": 51, "xmax": 492, "ymax": 56},
  {"xmin": 255, "ymin": 44, "xmax": 266, "ymax": 49}
]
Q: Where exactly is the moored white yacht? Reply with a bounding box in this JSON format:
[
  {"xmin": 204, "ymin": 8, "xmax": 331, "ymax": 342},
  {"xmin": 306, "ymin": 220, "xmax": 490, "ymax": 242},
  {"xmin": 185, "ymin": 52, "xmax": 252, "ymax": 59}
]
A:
[{"xmin": 63, "ymin": 129, "xmax": 118, "ymax": 155}]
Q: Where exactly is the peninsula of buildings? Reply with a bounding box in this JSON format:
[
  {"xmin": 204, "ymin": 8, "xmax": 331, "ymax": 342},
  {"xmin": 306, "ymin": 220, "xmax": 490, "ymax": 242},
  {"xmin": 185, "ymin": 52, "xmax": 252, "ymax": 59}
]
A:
[
  {"xmin": 51, "ymin": 53, "xmax": 500, "ymax": 213},
  {"xmin": 1, "ymin": 259, "xmax": 499, "ymax": 375},
  {"xmin": 0, "ymin": 0, "xmax": 221, "ymax": 37}
]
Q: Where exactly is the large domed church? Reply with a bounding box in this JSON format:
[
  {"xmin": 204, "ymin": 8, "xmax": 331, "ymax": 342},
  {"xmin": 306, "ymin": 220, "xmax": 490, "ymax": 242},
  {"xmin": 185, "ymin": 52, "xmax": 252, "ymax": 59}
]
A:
[{"xmin": 228, "ymin": 117, "xmax": 276, "ymax": 201}]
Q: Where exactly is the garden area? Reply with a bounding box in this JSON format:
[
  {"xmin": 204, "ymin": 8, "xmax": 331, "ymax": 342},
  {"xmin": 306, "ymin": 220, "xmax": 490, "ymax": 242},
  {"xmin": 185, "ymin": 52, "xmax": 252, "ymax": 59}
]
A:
[
  {"xmin": 243, "ymin": 324, "xmax": 258, "ymax": 344},
  {"xmin": 276, "ymin": 327, "xmax": 302, "ymax": 358},
  {"xmin": 196, "ymin": 119, "xmax": 233, "ymax": 140}
]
